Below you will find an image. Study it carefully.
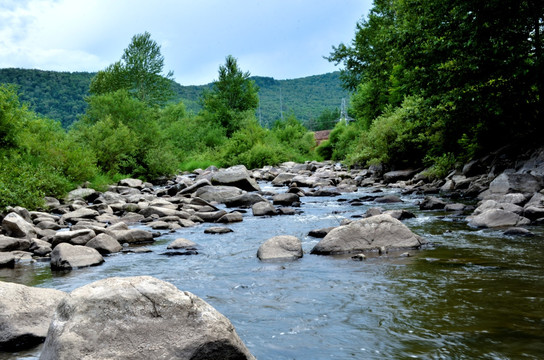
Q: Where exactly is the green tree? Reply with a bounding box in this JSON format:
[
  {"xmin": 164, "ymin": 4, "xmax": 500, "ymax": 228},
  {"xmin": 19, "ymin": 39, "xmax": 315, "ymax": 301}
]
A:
[
  {"xmin": 90, "ymin": 31, "xmax": 174, "ymax": 107},
  {"xmin": 201, "ymin": 55, "xmax": 259, "ymax": 136}
]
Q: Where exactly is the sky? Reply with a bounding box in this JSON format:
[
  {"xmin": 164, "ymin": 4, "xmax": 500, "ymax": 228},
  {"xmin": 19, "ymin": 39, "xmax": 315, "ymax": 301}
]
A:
[{"xmin": 0, "ymin": 0, "xmax": 373, "ymax": 85}]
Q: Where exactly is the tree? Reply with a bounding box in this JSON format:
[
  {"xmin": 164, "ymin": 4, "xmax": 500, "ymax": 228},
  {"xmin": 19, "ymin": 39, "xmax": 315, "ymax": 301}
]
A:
[
  {"xmin": 90, "ymin": 31, "xmax": 174, "ymax": 107},
  {"xmin": 201, "ymin": 55, "xmax": 259, "ymax": 136}
]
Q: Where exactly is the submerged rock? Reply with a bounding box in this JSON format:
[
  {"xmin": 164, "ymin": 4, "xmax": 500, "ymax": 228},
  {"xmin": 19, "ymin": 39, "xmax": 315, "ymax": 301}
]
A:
[{"xmin": 39, "ymin": 276, "xmax": 255, "ymax": 360}]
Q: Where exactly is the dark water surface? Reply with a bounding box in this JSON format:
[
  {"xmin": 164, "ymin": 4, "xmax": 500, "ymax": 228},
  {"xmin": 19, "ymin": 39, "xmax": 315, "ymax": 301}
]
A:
[{"xmin": 1, "ymin": 184, "xmax": 543, "ymax": 359}]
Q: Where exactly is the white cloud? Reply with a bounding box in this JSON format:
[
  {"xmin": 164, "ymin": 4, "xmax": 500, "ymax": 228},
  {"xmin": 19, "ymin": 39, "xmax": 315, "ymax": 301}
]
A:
[{"xmin": 0, "ymin": 0, "xmax": 372, "ymax": 84}]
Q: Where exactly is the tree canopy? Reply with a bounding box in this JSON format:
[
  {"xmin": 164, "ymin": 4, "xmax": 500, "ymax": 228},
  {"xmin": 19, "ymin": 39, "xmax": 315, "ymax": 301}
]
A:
[
  {"xmin": 90, "ymin": 31, "xmax": 174, "ymax": 107},
  {"xmin": 201, "ymin": 55, "xmax": 259, "ymax": 136}
]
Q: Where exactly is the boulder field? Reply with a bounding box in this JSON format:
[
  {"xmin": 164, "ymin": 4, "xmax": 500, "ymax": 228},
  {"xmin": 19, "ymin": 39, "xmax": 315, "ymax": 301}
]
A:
[{"xmin": 2, "ymin": 147, "xmax": 544, "ymax": 355}]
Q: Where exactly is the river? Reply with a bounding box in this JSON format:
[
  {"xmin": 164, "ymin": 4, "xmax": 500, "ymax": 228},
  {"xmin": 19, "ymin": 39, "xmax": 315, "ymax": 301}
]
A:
[{"xmin": 1, "ymin": 183, "xmax": 543, "ymax": 359}]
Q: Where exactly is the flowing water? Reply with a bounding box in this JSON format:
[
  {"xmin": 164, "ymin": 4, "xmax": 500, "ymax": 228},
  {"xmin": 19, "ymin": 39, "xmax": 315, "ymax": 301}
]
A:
[{"xmin": 1, "ymin": 183, "xmax": 543, "ymax": 359}]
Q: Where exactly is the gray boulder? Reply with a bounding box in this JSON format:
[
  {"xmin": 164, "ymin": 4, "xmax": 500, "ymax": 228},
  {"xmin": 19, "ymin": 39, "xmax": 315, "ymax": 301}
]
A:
[
  {"xmin": 29, "ymin": 239, "xmax": 53, "ymax": 257},
  {"xmin": 257, "ymin": 235, "xmax": 303, "ymax": 261},
  {"xmin": 375, "ymin": 194, "xmax": 402, "ymax": 204},
  {"xmin": 50, "ymin": 243, "xmax": 104, "ymax": 270},
  {"xmin": 194, "ymin": 185, "xmax": 244, "ymax": 203},
  {"xmin": 308, "ymin": 227, "xmax": 335, "ymax": 238},
  {"xmin": 481, "ymin": 172, "xmax": 542, "ymax": 198},
  {"xmin": 60, "ymin": 208, "xmax": 99, "ymax": 224},
  {"xmin": 139, "ymin": 206, "xmax": 190, "ymax": 219},
  {"xmin": 419, "ymin": 196, "xmax": 447, "ymax": 210},
  {"xmin": 383, "ymin": 169, "xmax": 418, "ymax": 183},
  {"xmin": 224, "ymin": 193, "xmax": 267, "ymax": 208},
  {"xmin": 195, "ymin": 210, "xmax": 228, "ymax": 222},
  {"xmin": 271, "ymin": 173, "xmax": 297, "ymax": 186},
  {"xmin": 51, "ymin": 229, "xmax": 96, "ymax": 247},
  {"xmin": 272, "ymin": 193, "xmax": 300, "ymax": 206},
  {"xmin": 311, "ymin": 214, "xmax": 425, "ymax": 255},
  {"xmin": 467, "ymin": 209, "xmax": 530, "ymax": 228},
  {"xmin": 1, "ymin": 212, "xmax": 37, "ymax": 239},
  {"xmin": 66, "ymin": 188, "xmax": 97, "ymax": 202},
  {"xmin": 0, "ymin": 253, "xmax": 15, "ymax": 268},
  {"xmin": 39, "ymin": 276, "xmax": 255, "ymax": 360},
  {"xmin": 118, "ymin": 178, "xmax": 144, "ymax": 189},
  {"xmin": 205, "ymin": 227, "xmax": 233, "ymax": 234},
  {"xmin": 0, "ymin": 281, "xmax": 66, "ymax": 351},
  {"xmin": 110, "ymin": 229, "xmax": 154, "ymax": 244},
  {"xmin": 0, "ymin": 235, "xmax": 31, "ymax": 252},
  {"xmin": 167, "ymin": 238, "xmax": 197, "ymax": 250},
  {"xmin": 211, "ymin": 165, "xmax": 261, "ymax": 192},
  {"xmin": 217, "ymin": 212, "xmax": 244, "ymax": 223},
  {"xmin": 252, "ymin": 201, "xmax": 277, "ymax": 216},
  {"xmin": 86, "ymin": 234, "xmax": 122, "ymax": 254}
]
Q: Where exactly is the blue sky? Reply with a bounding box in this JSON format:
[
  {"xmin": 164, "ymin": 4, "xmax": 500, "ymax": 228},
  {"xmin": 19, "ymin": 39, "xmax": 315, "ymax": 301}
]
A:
[{"xmin": 0, "ymin": 0, "xmax": 372, "ymax": 85}]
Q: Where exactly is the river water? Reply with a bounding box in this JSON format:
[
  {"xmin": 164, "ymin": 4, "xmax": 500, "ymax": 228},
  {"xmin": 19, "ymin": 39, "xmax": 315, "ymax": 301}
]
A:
[{"xmin": 1, "ymin": 183, "xmax": 543, "ymax": 359}]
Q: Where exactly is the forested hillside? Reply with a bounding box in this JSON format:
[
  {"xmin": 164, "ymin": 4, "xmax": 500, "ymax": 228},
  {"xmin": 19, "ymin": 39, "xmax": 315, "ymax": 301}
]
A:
[{"xmin": 1, "ymin": 68, "xmax": 348, "ymax": 130}]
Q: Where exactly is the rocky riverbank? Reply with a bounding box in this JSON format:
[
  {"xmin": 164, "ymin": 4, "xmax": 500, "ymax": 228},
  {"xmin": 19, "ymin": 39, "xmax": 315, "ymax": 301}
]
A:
[{"xmin": 1, "ymin": 147, "xmax": 544, "ymax": 356}]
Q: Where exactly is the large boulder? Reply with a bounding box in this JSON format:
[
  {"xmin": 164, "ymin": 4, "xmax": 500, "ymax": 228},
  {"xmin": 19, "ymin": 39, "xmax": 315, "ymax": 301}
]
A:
[
  {"xmin": 139, "ymin": 206, "xmax": 189, "ymax": 219},
  {"xmin": 51, "ymin": 229, "xmax": 96, "ymax": 247},
  {"xmin": 467, "ymin": 209, "xmax": 530, "ymax": 228},
  {"xmin": 86, "ymin": 234, "xmax": 122, "ymax": 254},
  {"xmin": 60, "ymin": 208, "xmax": 99, "ymax": 224},
  {"xmin": 419, "ymin": 196, "xmax": 447, "ymax": 210},
  {"xmin": 194, "ymin": 185, "xmax": 244, "ymax": 203},
  {"xmin": 211, "ymin": 165, "xmax": 261, "ymax": 192},
  {"xmin": 110, "ymin": 229, "xmax": 154, "ymax": 244},
  {"xmin": 224, "ymin": 193, "xmax": 267, "ymax": 208},
  {"xmin": 50, "ymin": 243, "xmax": 104, "ymax": 270},
  {"xmin": 252, "ymin": 201, "xmax": 277, "ymax": 216},
  {"xmin": 118, "ymin": 178, "xmax": 144, "ymax": 189},
  {"xmin": 0, "ymin": 235, "xmax": 31, "ymax": 252},
  {"xmin": 311, "ymin": 214, "xmax": 425, "ymax": 255},
  {"xmin": 40, "ymin": 276, "xmax": 255, "ymax": 360},
  {"xmin": 0, "ymin": 282, "xmax": 66, "ymax": 351},
  {"xmin": 481, "ymin": 172, "xmax": 542, "ymax": 199},
  {"xmin": 257, "ymin": 235, "xmax": 303, "ymax": 261},
  {"xmin": 1, "ymin": 212, "xmax": 37, "ymax": 239},
  {"xmin": 167, "ymin": 238, "xmax": 197, "ymax": 250},
  {"xmin": 66, "ymin": 188, "xmax": 97, "ymax": 202},
  {"xmin": 383, "ymin": 169, "xmax": 418, "ymax": 183},
  {"xmin": 272, "ymin": 193, "xmax": 300, "ymax": 206}
]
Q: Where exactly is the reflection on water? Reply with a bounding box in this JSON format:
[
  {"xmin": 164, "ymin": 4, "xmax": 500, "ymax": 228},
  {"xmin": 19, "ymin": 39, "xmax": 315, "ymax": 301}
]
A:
[{"xmin": 1, "ymin": 186, "xmax": 543, "ymax": 359}]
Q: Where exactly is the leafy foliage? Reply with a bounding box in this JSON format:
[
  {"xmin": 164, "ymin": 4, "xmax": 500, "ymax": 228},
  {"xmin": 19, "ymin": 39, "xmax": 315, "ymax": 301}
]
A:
[{"xmin": 90, "ymin": 32, "xmax": 174, "ymax": 107}]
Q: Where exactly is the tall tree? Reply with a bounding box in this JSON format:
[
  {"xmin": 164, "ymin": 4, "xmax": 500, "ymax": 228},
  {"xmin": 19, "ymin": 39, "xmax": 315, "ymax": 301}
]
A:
[
  {"xmin": 201, "ymin": 55, "xmax": 259, "ymax": 136},
  {"xmin": 90, "ymin": 31, "xmax": 174, "ymax": 107}
]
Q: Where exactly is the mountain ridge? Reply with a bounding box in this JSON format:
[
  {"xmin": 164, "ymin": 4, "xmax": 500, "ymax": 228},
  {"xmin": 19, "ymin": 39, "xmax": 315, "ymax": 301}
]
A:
[{"xmin": 0, "ymin": 68, "xmax": 349, "ymax": 129}]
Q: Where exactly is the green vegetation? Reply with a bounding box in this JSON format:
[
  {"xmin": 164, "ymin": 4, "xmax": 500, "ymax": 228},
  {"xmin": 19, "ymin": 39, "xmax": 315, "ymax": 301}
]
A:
[{"xmin": 320, "ymin": 0, "xmax": 543, "ymax": 171}]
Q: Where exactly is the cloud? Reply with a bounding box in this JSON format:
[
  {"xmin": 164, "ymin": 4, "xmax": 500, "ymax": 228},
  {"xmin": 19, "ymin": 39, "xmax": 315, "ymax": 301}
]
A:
[{"xmin": 0, "ymin": 0, "xmax": 371, "ymax": 84}]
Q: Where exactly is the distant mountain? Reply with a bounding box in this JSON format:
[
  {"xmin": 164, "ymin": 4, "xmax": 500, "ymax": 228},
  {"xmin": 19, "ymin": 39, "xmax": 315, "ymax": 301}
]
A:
[{"xmin": 0, "ymin": 68, "xmax": 349, "ymax": 129}]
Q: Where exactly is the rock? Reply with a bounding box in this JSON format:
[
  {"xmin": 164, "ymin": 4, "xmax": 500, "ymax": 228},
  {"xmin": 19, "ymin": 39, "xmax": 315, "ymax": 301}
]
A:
[
  {"xmin": 311, "ymin": 214, "xmax": 425, "ymax": 255},
  {"xmin": 0, "ymin": 235, "xmax": 31, "ymax": 252},
  {"xmin": 167, "ymin": 238, "xmax": 197, "ymax": 250},
  {"xmin": 0, "ymin": 253, "xmax": 15, "ymax": 268},
  {"xmin": 384, "ymin": 209, "xmax": 416, "ymax": 220},
  {"xmin": 483, "ymin": 172, "xmax": 542, "ymax": 198},
  {"xmin": 444, "ymin": 203, "xmax": 467, "ymax": 212},
  {"xmin": 35, "ymin": 220, "xmax": 62, "ymax": 231},
  {"xmin": 277, "ymin": 207, "xmax": 296, "ymax": 215},
  {"xmin": 364, "ymin": 207, "xmax": 384, "ymax": 217},
  {"xmin": 51, "ymin": 229, "xmax": 96, "ymax": 247},
  {"xmin": 257, "ymin": 235, "xmax": 303, "ymax": 261},
  {"xmin": 419, "ymin": 196, "xmax": 447, "ymax": 210},
  {"xmin": 211, "ymin": 165, "xmax": 260, "ymax": 192},
  {"xmin": 39, "ymin": 276, "xmax": 255, "ymax": 360},
  {"xmin": 523, "ymin": 206, "xmax": 544, "ymax": 221},
  {"xmin": 110, "ymin": 229, "xmax": 154, "ymax": 244},
  {"xmin": 139, "ymin": 206, "xmax": 189, "ymax": 219},
  {"xmin": 205, "ymin": 227, "xmax": 234, "ymax": 234},
  {"xmin": 272, "ymin": 193, "xmax": 300, "ymax": 206},
  {"xmin": 50, "ymin": 243, "xmax": 104, "ymax": 270},
  {"xmin": 473, "ymin": 200, "xmax": 523, "ymax": 216},
  {"xmin": 0, "ymin": 282, "xmax": 66, "ymax": 351},
  {"xmin": 467, "ymin": 209, "xmax": 530, "ymax": 228},
  {"xmin": 86, "ymin": 234, "xmax": 122, "ymax": 254},
  {"xmin": 383, "ymin": 169, "xmax": 418, "ymax": 183},
  {"xmin": 308, "ymin": 227, "xmax": 335, "ymax": 238},
  {"xmin": 195, "ymin": 210, "xmax": 228, "ymax": 222},
  {"xmin": 503, "ymin": 227, "xmax": 534, "ymax": 237},
  {"xmin": 224, "ymin": 193, "xmax": 267, "ymax": 208},
  {"xmin": 252, "ymin": 201, "xmax": 277, "ymax": 216},
  {"xmin": 272, "ymin": 173, "xmax": 297, "ymax": 186},
  {"xmin": 60, "ymin": 208, "xmax": 99, "ymax": 224},
  {"xmin": 351, "ymin": 253, "xmax": 366, "ymax": 261},
  {"xmin": 66, "ymin": 188, "xmax": 97, "ymax": 202},
  {"xmin": 118, "ymin": 178, "xmax": 144, "ymax": 189},
  {"xmin": 178, "ymin": 178, "xmax": 213, "ymax": 195},
  {"xmin": 44, "ymin": 197, "xmax": 61, "ymax": 209},
  {"xmin": 1, "ymin": 212, "xmax": 37, "ymax": 239},
  {"xmin": 310, "ymin": 187, "xmax": 341, "ymax": 197},
  {"xmin": 217, "ymin": 212, "xmax": 244, "ymax": 223},
  {"xmin": 147, "ymin": 221, "xmax": 172, "ymax": 230},
  {"xmin": 194, "ymin": 185, "xmax": 244, "ymax": 203},
  {"xmin": 374, "ymin": 194, "xmax": 402, "ymax": 203},
  {"xmin": 29, "ymin": 239, "xmax": 53, "ymax": 257}
]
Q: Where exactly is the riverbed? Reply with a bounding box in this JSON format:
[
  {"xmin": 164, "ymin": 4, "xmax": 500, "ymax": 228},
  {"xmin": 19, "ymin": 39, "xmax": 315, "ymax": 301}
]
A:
[{"xmin": 1, "ymin": 183, "xmax": 543, "ymax": 359}]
